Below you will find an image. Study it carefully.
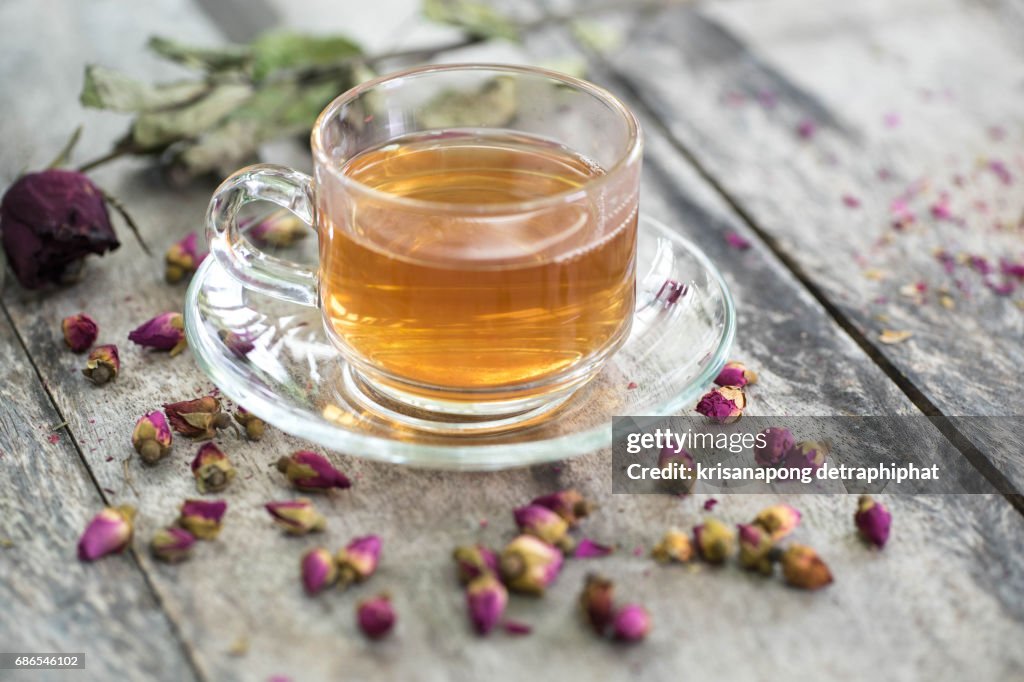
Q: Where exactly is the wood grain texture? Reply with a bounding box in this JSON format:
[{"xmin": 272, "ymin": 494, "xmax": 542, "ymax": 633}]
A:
[
  {"xmin": 1, "ymin": 0, "xmax": 1024, "ymax": 680},
  {"xmin": 555, "ymin": 0, "xmax": 1024, "ymax": 489}
]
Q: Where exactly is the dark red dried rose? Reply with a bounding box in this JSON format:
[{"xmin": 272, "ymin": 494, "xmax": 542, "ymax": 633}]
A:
[{"xmin": 1, "ymin": 170, "xmax": 119, "ymax": 289}]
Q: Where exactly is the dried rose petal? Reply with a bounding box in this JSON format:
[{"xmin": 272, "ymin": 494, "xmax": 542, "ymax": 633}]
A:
[
  {"xmin": 453, "ymin": 544, "xmax": 499, "ymax": 585},
  {"xmin": 854, "ymin": 495, "xmax": 892, "ymax": 548},
  {"xmin": 466, "ymin": 573, "xmax": 508, "ymax": 635},
  {"xmin": 695, "ymin": 386, "xmax": 746, "ymax": 423},
  {"xmin": 131, "ymin": 410, "xmax": 173, "ymax": 465},
  {"xmin": 796, "ymin": 119, "xmax": 817, "ymax": 139},
  {"xmin": 784, "ymin": 441, "xmax": 829, "ymax": 472},
  {"xmin": 502, "ymin": 620, "xmax": 532, "ymax": 635},
  {"xmin": 163, "ymin": 396, "xmax": 229, "ymax": 440},
  {"xmin": 499, "ymin": 534, "xmax": 563, "ymax": 596},
  {"xmin": 693, "ymin": 518, "xmax": 735, "ymax": 564},
  {"xmin": 1, "ymin": 169, "xmax": 119, "ymax": 289},
  {"xmin": 514, "ymin": 504, "xmax": 572, "ymax": 551},
  {"xmin": 781, "ymin": 544, "xmax": 833, "ymax": 590},
  {"xmin": 233, "ymin": 406, "xmax": 266, "ymax": 441},
  {"xmin": 82, "ymin": 344, "xmax": 120, "ymax": 385},
  {"xmin": 337, "ymin": 535, "xmax": 382, "ymax": 588},
  {"xmin": 265, "ymin": 499, "xmax": 325, "ymax": 535},
  {"xmin": 276, "ymin": 450, "xmax": 351, "ymax": 492},
  {"xmin": 579, "ymin": 573, "xmax": 615, "ymax": 635},
  {"xmin": 150, "ymin": 527, "xmax": 195, "ymax": 563},
  {"xmin": 754, "ymin": 427, "xmax": 795, "ymax": 468},
  {"xmin": 989, "ymin": 160, "xmax": 1012, "ymax": 185},
  {"xmin": 1001, "ymin": 259, "xmax": 1024, "ymax": 280},
  {"xmin": 574, "ymin": 538, "xmax": 614, "ymax": 559},
  {"xmin": 62, "ymin": 313, "xmax": 98, "ymax": 352},
  {"xmin": 190, "ymin": 442, "xmax": 236, "ymax": 494},
  {"xmin": 301, "ymin": 547, "xmax": 338, "ymax": 595},
  {"xmin": 177, "ymin": 499, "xmax": 227, "ymax": 540},
  {"xmin": 725, "ymin": 231, "xmax": 751, "ymax": 250},
  {"xmin": 219, "ymin": 330, "xmax": 255, "ymax": 358},
  {"xmin": 930, "ymin": 195, "xmax": 954, "ymax": 221},
  {"xmin": 842, "ymin": 194, "xmax": 861, "ymax": 209},
  {"xmin": 737, "ymin": 523, "xmax": 775, "ymax": 575},
  {"xmin": 651, "ymin": 529, "xmax": 693, "ymax": 564},
  {"xmin": 714, "ymin": 360, "xmax": 758, "ymax": 388},
  {"xmin": 164, "ymin": 231, "xmax": 207, "ymax": 283},
  {"xmin": 612, "ymin": 604, "xmax": 651, "ymax": 642},
  {"xmin": 78, "ymin": 505, "xmax": 135, "ymax": 561},
  {"xmin": 530, "ymin": 489, "xmax": 593, "ymax": 527},
  {"xmin": 129, "ymin": 312, "xmax": 186, "ymax": 355},
  {"xmin": 753, "ymin": 504, "xmax": 802, "ymax": 540},
  {"xmin": 247, "ymin": 212, "xmax": 308, "ymax": 248},
  {"xmin": 357, "ymin": 594, "xmax": 395, "ymax": 640}
]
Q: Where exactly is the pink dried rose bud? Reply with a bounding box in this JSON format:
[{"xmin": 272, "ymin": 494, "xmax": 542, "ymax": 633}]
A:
[
  {"xmin": 651, "ymin": 529, "xmax": 694, "ymax": 564},
  {"xmin": 695, "ymin": 386, "xmax": 746, "ymax": 423},
  {"xmin": 82, "ymin": 344, "xmax": 120, "ymax": 385},
  {"xmin": 247, "ymin": 211, "xmax": 308, "ymax": 248},
  {"xmin": 301, "ymin": 547, "xmax": 338, "ymax": 595},
  {"xmin": 781, "ymin": 544, "xmax": 833, "ymax": 590},
  {"xmin": 357, "ymin": 594, "xmax": 395, "ymax": 640},
  {"xmin": 177, "ymin": 499, "xmax": 227, "ymax": 540},
  {"xmin": 62, "ymin": 313, "xmax": 98, "ymax": 352},
  {"xmin": 1, "ymin": 169, "xmax": 120, "ymax": 289},
  {"xmin": 784, "ymin": 440, "xmax": 829, "ymax": 472},
  {"xmin": 150, "ymin": 527, "xmax": 196, "ymax": 563},
  {"xmin": 336, "ymin": 535, "xmax": 382, "ymax": 588},
  {"xmin": 693, "ymin": 518, "xmax": 736, "ymax": 564},
  {"xmin": 530, "ymin": 489, "xmax": 593, "ymax": 527},
  {"xmin": 233, "ymin": 406, "xmax": 265, "ymax": 441},
  {"xmin": 514, "ymin": 504, "xmax": 573, "ymax": 552},
  {"xmin": 579, "ymin": 573, "xmax": 615, "ymax": 635},
  {"xmin": 164, "ymin": 232, "xmax": 206, "ymax": 283},
  {"xmin": 132, "ymin": 410, "xmax": 173, "ymax": 465},
  {"xmin": 265, "ymin": 499, "xmax": 326, "ymax": 535},
  {"xmin": 714, "ymin": 360, "xmax": 758, "ymax": 388},
  {"xmin": 163, "ymin": 396, "xmax": 230, "ymax": 440},
  {"xmin": 453, "ymin": 544, "xmax": 499, "ymax": 585},
  {"xmin": 657, "ymin": 446, "xmax": 696, "ymax": 494},
  {"xmin": 499, "ymin": 534, "xmax": 564, "ymax": 596},
  {"xmin": 854, "ymin": 495, "xmax": 892, "ymax": 548},
  {"xmin": 754, "ymin": 427, "xmax": 795, "ymax": 468},
  {"xmin": 275, "ymin": 451, "xmax": 351, "ymax": 492},
  {"xmin": 612, "ymin": 604, "xmax": 651, "ymax": 642},
  {"xmin": 129, "ymin": 312, "xmax": 187, "ymax": 355},
  {"xmin": 190, "ymin": 442, "xmax": 236, "ymax": 494},
  {"xmin": 752, "ymin": 504, "xmax": 802, "ymax": 540},
  {"xmin": 466, "ymin": 572, "xmax": 508, "ymax": 635},
  {"xmin": 77, "ymin": 505, "xmax": 135, "ymax": 561},
  {"xmin": 737, "ymin": 523, "xmax": 775, "ymax": 575},
  {"xmin": 573, "ymin": 538, "xmax": 614, "ymax": 558},
  {"xmin": 219, "ymin": 330, "xmax": 255, "ymax": 358}
]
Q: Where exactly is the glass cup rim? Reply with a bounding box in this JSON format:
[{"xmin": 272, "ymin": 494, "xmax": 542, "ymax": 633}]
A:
[{"xmin": 310, "ymin": 62, "xmax": 643, "ymax": 215}]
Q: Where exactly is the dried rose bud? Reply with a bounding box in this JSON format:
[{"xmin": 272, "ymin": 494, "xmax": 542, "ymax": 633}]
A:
[
  {"xmin": 754, "ymin": 427, "xmax": 795, "ymax": 468},
  {"xmin": 513, "ymin": 504, "xmax": 573, "ymax": 552},
  {"xmin": 233, "ymin": 407, "xmax": 266, "ymax": 441},
  {"xmin": 657, "ymin": 446, "xmax": 696, "ymax": 494},
  {"xmin": 1, "ymin": 169, "xmax": 119, "ymax": 289},
  {"xmin": 275, "ymin": 450, "xmax": 351, "ymax": 492},
  {"xmin": 357, "ymin": 594, "xmax": 395, "ymax": 640},
  {"xmin": 62, "ymin": 313, "xmax": 98, "ymax": 352},
  {"xmin": 190, "ymin": 442, "xmax": 236, "ymax": 494},
  {"xmin": 265, "ymin": 499, "xmax": 326, "ymax": 535},
  {"xmin": 612, "ymin": 604, "xmax": 651, "ymax": 642},
  {"xmin": 247, "ymin": 212, "xmax": 308, "ymax": 248},
  {"xmin": 220, "ymin": 330, "xmax": 255, "ymax": 358},
  {"xmin": 781, "ymin": 544, "xmax": 833, "ymax": 590},
  {"xmin": 651, "ymin": 529, "xmax": 694, "ymax": 564},
  {"xmin": 714, "ymin": 360, "xmax": 758, "ymax": 388},
  {"xmin": 752, "ymin": 504, "xmax": 802, "ymax": 540},
  {"xmin": 150, "ymin": 527, "xmax": 195, "ymax": 563},
  {"xmin": 579, "ymin": 573, "xmax": 615, "ymax": 635},
  {"xmin": 529, "ymin": 489, "xmax": 593, "ymax": 527},
  {"xmin": 163, "ymin": 396, "xmax": 230, "ymax": 440},
  {"xmin": 301, "ymin": 547, "xmax": 338, "ymax": 595},
  {"xmin": 499, "ymin": 534, "xmax": 563, "ymax": 596},
  {"xmin": 164, "ymin": 232, "xmax": 206, "ymax": 283},
  {"xmin": 337, "ymin": 535, "xmax": 383, "ymax": 588},
  {"xmin": 693, "ymin": 518, "xmax": 736, "ymax": 564},
  {"xmin": 695, "ymin": 386, "xmax": 746, "ymax": 423},
  {"xmin": 453, "ymin": 544, "xmax": 499, "ymax": 585},
  {"xmin": 737, "ymin": 523, "xmax": 775, "ymax": 575},
  {"xmin": 82, "ymin": 344, "xmax": 120, "ymax": 385},
  {"xmin": 466, "ymin": 572, "xmax": 508, "ymax": 635},
  {"xmin": 129, "ymin": 312, "xmax": 187, "ymax": 355},
  {"xmin": 784, "ymin": 440, "xmax": 829, "ymax": 472},
  {"xmin": 77, "ymin": 504, "xmax": 135, "ymax": 561},
  {"xmin": 177, "ymin": 499, "xmax": 227, "ymax": 540},
  {"xmin": 132, "ymin": 410, "xmax": 173, "ymax": 465},
  {"xmin": 574, "ymin": 538, "xmax": 614, "ymax": 558},
  {"xmin": 855, "ymin": 495, "xmax": 892, "ymax": 548}
]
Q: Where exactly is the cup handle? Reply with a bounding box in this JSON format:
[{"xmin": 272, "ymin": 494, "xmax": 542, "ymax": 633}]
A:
[{"xmin": 206, "ymin": 164, "xmax": 318, "ymax": 307}]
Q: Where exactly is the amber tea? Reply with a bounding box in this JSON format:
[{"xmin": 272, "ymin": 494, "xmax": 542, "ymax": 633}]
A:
[{"xmin": 318, "ymin": 130, "xmax": 638, "ymax": 394}]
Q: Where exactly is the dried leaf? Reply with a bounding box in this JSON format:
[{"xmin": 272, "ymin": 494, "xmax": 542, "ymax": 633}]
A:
[
  {"xmin": 422, "ymin": 0, "xmax": 520, "ymax": 41},
  {"xmin": 878, "ymin": 329, "xmax": 913, "ymax": 345},
  {"xmin": 148, "ymin": 36, "xmax": 251, "ymax": 72},
  {"xmin": 419, "ymin": 76, "xmax": 518, "ymax": 128},
  {"xmin": 250, "ymin": 31, "xmax": 362, "ymax": 82},
  {"xmin": 81, "ymin": 65, "xmax": 210, "ymax": 112},
  {"xmin": 570, "ymin": 20, "xmax": 622, "ymax": 53},
  {"xmin": 131, "ymin": 82, "xmax": 253, "ymax": 150}
]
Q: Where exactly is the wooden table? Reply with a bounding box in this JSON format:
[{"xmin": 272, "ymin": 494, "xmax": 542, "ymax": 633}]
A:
[{"xmin": 2, "ymin": 0, "xmax": 1023, "ymax": 679}]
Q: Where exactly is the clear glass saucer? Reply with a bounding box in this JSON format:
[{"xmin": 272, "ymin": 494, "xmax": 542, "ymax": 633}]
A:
[{"xmin": 184, "ymin": 215, "xmax": 735, "ymax": 470}]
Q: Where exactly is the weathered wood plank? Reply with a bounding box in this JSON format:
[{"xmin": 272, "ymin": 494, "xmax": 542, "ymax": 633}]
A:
[{"xmin": 558, "ymin": 0, "xmax": 1024, "ymax": 489}]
